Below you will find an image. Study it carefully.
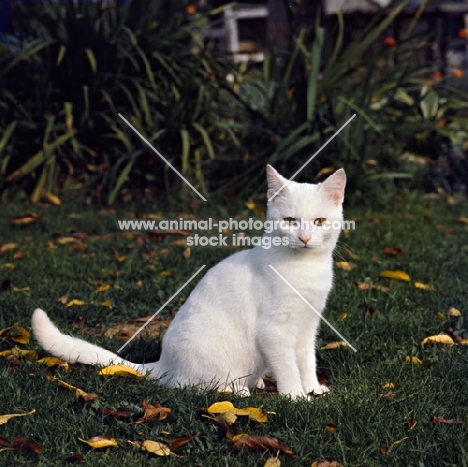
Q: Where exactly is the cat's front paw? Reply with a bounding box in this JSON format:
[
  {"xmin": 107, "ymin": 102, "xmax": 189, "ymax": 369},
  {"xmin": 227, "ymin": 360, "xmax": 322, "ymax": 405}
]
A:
[{"xmin": 307, "ymin": 384, "xmax": 329, "ymax": 397}]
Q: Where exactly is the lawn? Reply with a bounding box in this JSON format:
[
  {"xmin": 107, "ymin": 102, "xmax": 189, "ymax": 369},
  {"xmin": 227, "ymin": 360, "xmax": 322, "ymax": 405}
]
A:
[{"xmin": 0, "ymin": 195, "xmax": 467, "ymax": 466}]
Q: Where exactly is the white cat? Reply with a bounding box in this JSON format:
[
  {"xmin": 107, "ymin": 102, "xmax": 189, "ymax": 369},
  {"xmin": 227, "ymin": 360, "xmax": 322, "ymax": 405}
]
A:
[{"xmin": 32, "ymin": 165, "xmax": 346, "ymax": 399}]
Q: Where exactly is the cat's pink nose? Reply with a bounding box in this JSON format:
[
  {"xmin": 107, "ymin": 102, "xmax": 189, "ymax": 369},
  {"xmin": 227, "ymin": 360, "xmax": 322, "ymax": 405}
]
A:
[{"xmin": 299, "ymin": 234, "xmax": 311, "ymax": 245}]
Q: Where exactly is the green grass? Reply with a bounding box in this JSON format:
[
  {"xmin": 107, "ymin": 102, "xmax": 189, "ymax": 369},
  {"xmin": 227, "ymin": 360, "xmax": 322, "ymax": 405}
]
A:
[{"xmin": 0, "ymin": 196, "xmax": 467, "ymax": 466}]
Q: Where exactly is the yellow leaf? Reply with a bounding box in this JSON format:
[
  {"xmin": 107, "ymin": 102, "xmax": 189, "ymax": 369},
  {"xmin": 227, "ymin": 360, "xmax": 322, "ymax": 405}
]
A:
[
  {"xmin": 37, "ymin": 357, "xmax": 69, "ymax": 369},
  {"xmin": 342, "ymin": 248, "xmax": 359, "ymax": 260},
  {"xmin": 458, "ymin": 217, "xmax": 468, "ymax": 224},
  {"xmin": 183, "ymin": 247, "xmax": 191, "ymax": 259},
  {"xmin": 79, "ymin": 436, "xmax": 118, "ymax": 449},
  {"xmin": 405, "ymin": 356, "xmax": 422, "ymax": 365},
  {"xmin": 66, "ymin": 299, "xmax": 87, "ymax": 307},
  {"xmin": 422, "ymin": 335, "xmax": 454, "ymax": 346},
  {"xmin": 338, "ymin": 313, "xmax": 348, "ymax": 321},
  {"xmin": 216, "ymin": 411, "xmax": 238, "ymax": 425},
  {"xmin": 48, "ymin": 376, "xmax": 97, "ymax": 400},
  {"xmin": 321, "ymin": 341, "xmax": 349, "ymax": 350},
  {"xmin": 448, "ymin": 307, "xmax": 462, "ymax": 317},
  {"xmin": 116, "ymin": 255, "xmax": 128, "ymax": 263},
  {"xmin": 158, "ymin": 270, "xmax": 173, "ymax": 277},
  {"xmin": 57, "ymin": 237, "xmax": 76, "ymax": 245},
  {"xmin": 207, "ymin": 401, "xmax": 236, "ymax": 414},
  {"xmin": 245, "ymin": 407, "xmax": 268, "ymax": 423},
  {"xmin": 0, "ymin": 409, "xmax": 35, "ymax": 425},
  {"xmin": 121, "ymin": 232, "xmax": 133, "ymax": 239},
  {"xmin": 98, "ymin": 364, "xmax": 144, "ymax": 378},
  {"xmin": 0, "ymin": 347, "xmax": 37, "ymax": 361},
  {"xmin": 0, "ymin": 242, "xmax": 17, "ymax": 254},
  {"xmin": 231, "ymin": 433, "xmax": 249, "ymax": 441},
  {"xmin": 11, "ymin": 325, "xmax": 29, "ymax": 345},
  {"xmin": 379, "ymin": 270, "xmax": 410, "ymax": 282},
  {"xmin": 99, "ymin": 300, "xmax": 112, "ymax": 308},
  {"xmin": 5, "ymin": 263, "xmax": 14, "ymax": 270},
  {"xmin": 382, "ymin": 382, "xmax": 395, "ymax": 389},
  {"xmin": 44, "ymin": 193, "xmax": 61, "ymax": 205},
  {"xmin": 264, "ymin": 457, "xmax": 281, "ymax": 467},
  {"xmin": 437, "ymin": 312, "xmax": 445, "ymax": 321},
  {"xmin": 461, "ymin": 339, "xmax": 468, "ymax": 345},
  {"xmin": 93, "ymin": 284, "xmax": 111, "ymax": 293},
  {"xmin": 335, "ymin": 262, "xmax": 356, "ymax": 271},
  {"xmin": 142, "ymin": 440, "xmax": 171, "ymax": 456},
  {"xmin": 325, "ymin": 423, "xmax": 337, "ymax": 434},
  {"xmin": 47, "ymin": 241, "xmax": 58, "ymax": 249},
  {"xmin": 414, "ymin": 282, "xmax": 435, "ymax": 291}
]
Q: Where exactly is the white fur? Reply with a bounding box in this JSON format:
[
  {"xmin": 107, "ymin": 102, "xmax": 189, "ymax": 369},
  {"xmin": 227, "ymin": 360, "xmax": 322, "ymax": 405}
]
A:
[{"xmin": 32, "ymin": 166, "xmax": 346, "ymax": 399}]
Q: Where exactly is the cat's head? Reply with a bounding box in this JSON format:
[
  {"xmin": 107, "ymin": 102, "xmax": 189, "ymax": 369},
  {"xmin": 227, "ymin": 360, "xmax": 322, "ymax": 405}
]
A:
[{"xmin": 265, "ymin": 165, "xmax": 346, "ymax": 252}]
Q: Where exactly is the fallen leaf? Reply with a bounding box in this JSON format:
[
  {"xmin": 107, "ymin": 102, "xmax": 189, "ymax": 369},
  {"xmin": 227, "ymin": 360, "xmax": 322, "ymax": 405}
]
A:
[
  {"xmin": 37, "ymin": 357, "xmax": 69, "ymax": 370},
  {"xmin": 231, "ymin": 435, "xmax": 292, "ymax": 454},
  {"xmin": 207, "ymin": 401, "xmax": 237, "ymax": 414},
  {"xmin": 321, "ymin": 341, "xmax": 349, "ymax": 350},
  {"xmin": 338, "ymin": 313, "xmax": 348, "ymax": 321},
  {"xmin": 57, "ymin": 237, "xmax": 76, "ymax": 245},
  {"xmin": 12, "ymin": 437, "xmax": 43, "ymax": 454},
  {"xmin": 158, "ymin": 270, "xmax": 173, "ymax": 277},
  {"xmin": 264, "ymin": 456, "xmax": 281, "ymax": 467},
  {"xmin": 99, "ymin": 300, "xmax": 112, "ymax": 308},
  {"xmin": 379, "ymin": 270, "xmax": 410, "ymax": 282},
  {"xmin": 0, "ymin": 409, "xmax": 36, "ymax": 425},
  {"xmin": 135, "ymin": 400, "xmax": 171, "ymax": 424},
  {"xmin": 448, "ymin": 307, "xmax": 462, "ymax": 317},
  {"xmin": 206, "ymin": 402, "xmax": 269, "ymax": 423},
  {"xmin": 0, "ymin": 347, "xmax": 37, "ymax": 361},
  {"xmin": 48, "ymin": 377, "xmax": 98, "ymax": 401},
  {"xmin": 342, "ymin": 248, "xmax": 359, "ymax": 259},
  {"xmin": 57, "ymin": 295, "xmax": 68, "ymax": 304},
  {"xmin": 66, "ymin": 299, "xmax": 87, "ymax": 307},
  {"xmin": 78, "ymin": 436, "xmax": 118, "ymax": 448},
  {"xmin": 422, "ymin": 335, "xmax": 454, "ymax": 346},
  {"xmin": 0, "ymin": 325, "xmax": 29, "ymax": 344},
  {"xmin": 457, "ymin": 217, "xmax": 468, "ymax": 224},
  {"xmin": 382, "ymin": 247, "xmax": 404, "ymax": 256},
  {"xmin": 311, "ymin": 461, "xmax": 344, "ymax": 467},
  {"xmin": 13, "ymin": 252, "xmax": 26, "ymax": 260},
  {"xmin": 0, "ymin": 243, "xmax": 17, "ymax": 255},
  {"xmin": 437, "ymin": 312, "xmax": 445, "ymax": 321},
  {"xmin": 382, "ymin": 382, "xmax": 395, "ymax": 389},
  {"xmin": 377, "ymin": 391, "xmax": 394, "ymax": 401},
  {"xmin": 335, "ymin": 262, "xmax": 356, "ymax": 271},
  {"xmin": 142, "ymin": 440, "xmax": 171, "ymax": 456},
  {"xmin": 10, "ymin": 214, "xmax": 43, "ymax": 226},
  {"xmin": 429, "ymin": 415, "xmax": 461, "ymax": 424},
  {"xmin": 98, "ymin": 364, "xmax": 144, "ymax": 378},
  {"xmin": 325, "ymin": 423, "xmax": 337, "ymax": 434},
  {"xmin": 183, "ymin": 247, "xmax": 191, "ymax": 259},
  {"xmin": 64, "ymin": 454, "xmax": 84, "ymax": 462},
  {"xmin": 355, "ymin": 282, "xmax": 389, "ymax": 292},
  {"xmin": 315, "ymin": 166, "xmax": 335, "ymax": 179},
  {"xmin": 168, "ymin": 433, "xmax": 199, "ymax": 452},
  {"xmin": 414, "ymin": 282, "xmax": 436, "ymax": 291},
  {"xmin": 444, "ymin": 327, "xmax": 463, "ymax": 344},
  {"xmin": 405, "ymin": 356, "xmax": 422, "ymax": 364},
  {"xmin": 98, "ymin": 408, "xmax": 134, "ymax": 419},
  {"xmin": 44, "ymin": 192, "xmax": 61, "ymax": 205},
  {"xmin": 93, "ymin": 284, "xmax": 111, "ymax": 293}
]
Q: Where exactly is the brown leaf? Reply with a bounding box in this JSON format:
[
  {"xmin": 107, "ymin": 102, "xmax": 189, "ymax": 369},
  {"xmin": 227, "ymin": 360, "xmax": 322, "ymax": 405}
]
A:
[
  {"xmin": 0, "ymin": 243, "xmax": 17, "ymax": 255},
  {"xmin": 10, "ymin": 214, "xmax": 43, "ymax": 226},
  {"xmin": 99, "ymin": 408, "xmax": 134, "ymax": 419},
  {"xmin": 445, "ymin": 327, "xmax": 463, "ymax": 344},
  {"xmin": 12, "ymin": 437, "xmax": 43, "ymax": 454},
  {"xmin": 311, "ymin": 462, "xmax": 344, "ymax": 467},
  {"xmin": 135, "ymin": 401, "xmax": 171, "ymax": 424},
  {"xmin": 168, "ymin": 433, "xmax": 199, "ymax": 452},
  {"xmin": 430, "ymin": 415, "xmax": 461, "ymax": 424},
  {"xmin": 0, "ymin": 437, "xmax": 8, "ymax": 446},
  {"xmin": 64, "ymin": 454, "xmax": 84, "ymax": 462},
  {"xmin": 355, "ymin": 282, "xmax": 389, "ymax": 292},
  {"xmin": 13, "ymin": 252, "xmax": 27, "ymax": 260},
  {"xmin": 382, "ymin": 247, "xmax": 404, "ymax": 256},
  {"xmin": 231, "ymin": 435, "xmax": 292, "ymax": 454},
  {"xmin": 377, "ymin": 391, "xmax": 394, "ymax": 401}
]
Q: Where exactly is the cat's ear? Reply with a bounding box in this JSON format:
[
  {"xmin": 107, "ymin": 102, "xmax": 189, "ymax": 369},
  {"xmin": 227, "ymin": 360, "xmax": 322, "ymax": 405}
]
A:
[
  {"xmin": 266, "ymin": 165, "xmax": 289, "ymax": 201},
  {"xmin": 319, "ymin": 168, "xmax": 346, "ymax": 206}
]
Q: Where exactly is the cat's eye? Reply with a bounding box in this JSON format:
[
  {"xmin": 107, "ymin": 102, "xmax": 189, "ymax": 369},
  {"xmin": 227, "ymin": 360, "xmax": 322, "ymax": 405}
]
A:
[
  {"xmin": 283, "ymin": 217, "xmax": 297, "ymax": 226},
  {"xmin": 314, "ymin": 218, "xmax": 326, "ymax": 226}
]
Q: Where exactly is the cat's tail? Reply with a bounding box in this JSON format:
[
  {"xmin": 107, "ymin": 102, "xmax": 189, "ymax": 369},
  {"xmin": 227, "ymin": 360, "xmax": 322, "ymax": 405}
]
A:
[{"xmin": 32, "ymin": 308, "xmax": 130, "ymax": 367}]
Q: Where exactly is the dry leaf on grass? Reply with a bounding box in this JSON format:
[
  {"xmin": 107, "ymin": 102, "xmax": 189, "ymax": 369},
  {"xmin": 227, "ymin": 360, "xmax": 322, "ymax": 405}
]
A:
[
  {"xmin": 135, "ymin": 401, "xmax": 171, "ymax": 424},
  {"xmin": 405, "ymin": 356, "xmax": 422, "ymax": 365},
  {"xmin": 168, "ymin": 433, "xmax": 199, "ymax": 452},
  {"xmin": 10, "ymin": 214, "xmax": 43, "ymax": 226},
  {"xmin": 311, "ymin": 461, "xmax": 344, "ymax": 467},
  {"xmin": 231, "ymin": 435, "xmax": 292, "ymax": 454},
  {"xmin": 414, "ymin": 282, "xmax": 436, "ymax": 291},
  {"xmin": 78, "ymin": 436, "xmax": 118, "ymax": 448},
  {"xmin": 0, "ymin": 347, "xmax": 37, "ymax": 361},
  {"xmin": 429, "ymin": 415, "xmax": 462, "ymax": 424},
  {"xmin": 206, "ymin": 401, "xmax": 270, "ymax": 423},
  {"xmin": 335, "ymin": 262, "xmax": 356, "ymax": 271},
  {"xmin": 0, "ymin": 409, "xmax": 36, "ymax": 426},
  {"xmin": 264, "ymin": 455, "xmax": 281, "ymax": 467},
  {"xmin": 355, "ymin": 282, "xmax": 389, "ymax": 292},
  {"xmin": 37, "ymin": 357, "xmax": 69, "ymax": 370},
  {"xmin": 0, "ymin": 324, "xmax": 29, "ymax": 344},
  {"xmin": 379, "ymin": 270, "xmax": 410, "ymax": 282},
  {"xmin": 12, "ymin": 437, "xmax": 43, "ymax": 454},
  {"xmin": 48, "ymin": 377, "xmax": 98, "ymax": 401},
  {"xmin": 421, "ymin": 335, "xmax": 454, "ymax": 346},
  {"xmin": 0, "ymin": 243, "xmax": 17, "ymax": 255},
  {"xmin": 321, "ymin": 341, "xmax": 349, "ymax": 350},
  {"xmin": 448, "ymin": 307, "xmax": 462, "ymax": 317},
  {"xmin": 142, "ymin": 440, "xmax": 171, "ymax": 456},
  {"xmin": 66, "ymin": 299, "xmax": 87, "ymax": 307},
  {"xmin": 98, "ymin": 364, "xmax": 144, "ymax": 378}
]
